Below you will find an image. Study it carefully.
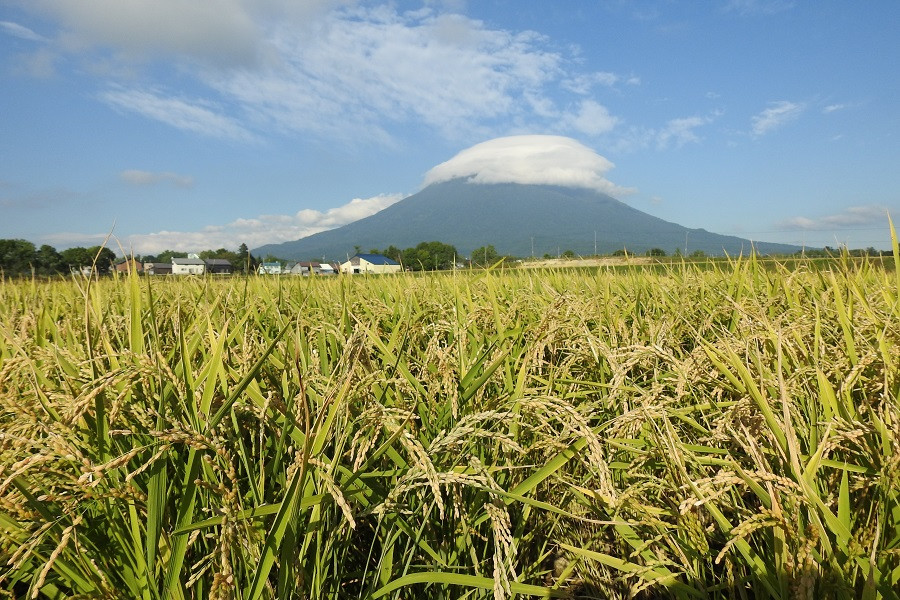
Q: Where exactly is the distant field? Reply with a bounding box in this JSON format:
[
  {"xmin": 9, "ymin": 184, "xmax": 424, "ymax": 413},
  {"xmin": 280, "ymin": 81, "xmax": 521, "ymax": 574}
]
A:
[{"xmin": 1, "ymin": 256, "xmax": 898, "ymax": 599}]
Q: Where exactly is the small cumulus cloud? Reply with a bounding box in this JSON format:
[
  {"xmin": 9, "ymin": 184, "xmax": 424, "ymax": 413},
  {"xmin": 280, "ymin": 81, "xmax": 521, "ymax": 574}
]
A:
[
  {"xmin": 823, "ymin": 103, "xmax": 848, "ymax": 114},
  {"xmin": 120, "ymin": 170, "xmax": 194, "ymax": 188},
  {"xmin": 562, "ymin": 100, "xmax": 619, "ymax": 136},
  {"xmin": 123, "ymin": 193, "xmax": 404, "ymax": 254},
  {"xmin": 0, "ymin": 20, "xmax": 48, "ymax": 42},
  {"xmin": 776, "ymin": 205, "xmax": 889, "ymax": 230},
  {"xmin": 423, "ymin": 135, "xmax": 634, "ymax": 197},
  {"xmin": 751, "ymin": 100, "xmax": 805, "ymax": 137}
]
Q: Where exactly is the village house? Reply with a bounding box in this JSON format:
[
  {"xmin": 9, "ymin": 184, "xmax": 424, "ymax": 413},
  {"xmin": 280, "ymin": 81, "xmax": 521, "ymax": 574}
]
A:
[
  {"xmin": 172, "ymin": 257, "xmax": 206, "ymax": 275},
  {"xmin": 286, "ymin": 261, "xmax": 337, "ymax": 276},
  {"xmin": 114, "ymin": 258, "xmax": 143, "ymax": 273},
  {"xmin": 340, "ymin": 254, "xmax": 402, "ymax": 274},
  {"xmin": 287, "ymin": 262, "xmax": 308, "ymax": 276},
  {"xmin": 257, "ymin": 262, "xmax": 283, "ymax": 275}
]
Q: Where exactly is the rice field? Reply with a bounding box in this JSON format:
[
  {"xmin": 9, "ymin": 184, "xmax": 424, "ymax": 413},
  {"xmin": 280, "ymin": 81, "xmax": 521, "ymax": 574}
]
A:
[{"xmin": 1, "ymin": 249, "xmax": 899, "ymax": 599}]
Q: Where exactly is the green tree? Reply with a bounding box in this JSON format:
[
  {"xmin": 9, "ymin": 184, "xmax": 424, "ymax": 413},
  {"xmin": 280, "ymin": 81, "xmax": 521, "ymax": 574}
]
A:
[
  {"xmin": 561, "ymin": 249, "xmax": 576, "ymax": 259},
  {"xmin": 36, "ymin": 244, "xmax": 63, "ymax": 275},
  {"xmin": 59, "ymin": 247, "xmax": 92, "ymax": 272},
  {"xmin": 646, "ymin": 248, "xmax": 667, "ymax": 257},
  {"xmin": 156, "ymin": 250, "xmax": 188, "ymax": 264},
  {"xmin": 410, "ymin": 241, "xmax": 458, "ymax": 271},
  {"xmin": 236, "ymin": 244, "xmax": 251, "ymax": 274},
  {"xmin": 0, "ymin": 239, "xmax": 37, "ymax": 275},
  {"xmin": 471, "ymin": 244, "xmax": 499, "ymax": 267},
  {"xmin": 383, "ymin": 245, "xmax": 402, "ymax": 262},
  {"xmin": 86, "ymin": 246, "xmax": 117, "ymax": 275}
]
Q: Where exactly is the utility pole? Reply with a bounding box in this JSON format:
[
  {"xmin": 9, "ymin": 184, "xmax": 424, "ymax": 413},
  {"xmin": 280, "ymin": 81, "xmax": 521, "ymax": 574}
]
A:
[
  {"xmin": 531, "ymin": 236, "xmax": 534, "ymax": 258},
  {"xmin": 594, "ymin": 230, "xmax": 597, "ymax": 256}
]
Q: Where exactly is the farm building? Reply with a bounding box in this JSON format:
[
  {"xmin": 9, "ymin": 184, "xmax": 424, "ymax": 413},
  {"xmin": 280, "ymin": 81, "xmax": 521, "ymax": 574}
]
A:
[
  {"xmin": 340, "ymin": 254, "xmax": 402, "ymax": 274},
  {"xmin": 205, "ymin": 258, "xmax": 234, "ymax": 274},
  {"xmin": 144, "ymin": 262, "xmax": 172, "ymax": 275}
]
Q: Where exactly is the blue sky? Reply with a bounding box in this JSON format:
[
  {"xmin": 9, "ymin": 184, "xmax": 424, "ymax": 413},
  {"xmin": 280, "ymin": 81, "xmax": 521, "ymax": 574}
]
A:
[{"xmin": 1, "ymin": 0, "xmax": 898, "ymax": 254}]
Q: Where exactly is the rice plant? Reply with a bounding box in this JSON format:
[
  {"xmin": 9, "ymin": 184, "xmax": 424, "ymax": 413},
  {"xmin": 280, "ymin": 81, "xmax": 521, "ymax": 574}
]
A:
[{"xmin": 0, "ymin": 252, "xmax": 897, "ymax": 599}]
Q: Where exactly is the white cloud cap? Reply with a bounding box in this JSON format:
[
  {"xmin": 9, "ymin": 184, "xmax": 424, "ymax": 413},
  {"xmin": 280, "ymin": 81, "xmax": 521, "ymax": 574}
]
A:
[{"xmin": 423, "ymin": 135, "xmax": 632, "ymax": 196}]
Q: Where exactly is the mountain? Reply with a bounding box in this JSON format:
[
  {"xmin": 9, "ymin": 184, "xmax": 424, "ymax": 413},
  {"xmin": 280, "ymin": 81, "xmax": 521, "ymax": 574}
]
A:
[{"xmin": 253, "ymin": 179, "xmax": 800, "ymax": 260}]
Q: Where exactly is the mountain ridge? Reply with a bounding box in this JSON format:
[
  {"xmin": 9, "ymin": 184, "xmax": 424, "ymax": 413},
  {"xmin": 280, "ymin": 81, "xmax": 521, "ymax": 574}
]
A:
[{"xmin": 253, "ymin": 179, "xmax": 800, "ymax": 260}]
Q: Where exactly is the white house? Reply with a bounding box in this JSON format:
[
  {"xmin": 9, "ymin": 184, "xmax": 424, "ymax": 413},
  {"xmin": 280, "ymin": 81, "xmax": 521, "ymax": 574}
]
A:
[
  {"xmin": 172, "ymin": 257, "xmax": 206, "ymax": 275},
  {"xmin": 258, "ymin": 262, "xmax": 283, "ymax": 275},
  {"xmin": 340, "ymin": 254, "xmax": 402, "ymax": 274}
]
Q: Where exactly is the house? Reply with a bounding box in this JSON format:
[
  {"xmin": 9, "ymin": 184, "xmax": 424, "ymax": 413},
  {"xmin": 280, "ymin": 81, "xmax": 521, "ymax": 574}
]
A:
[
  {"xmin": 288, "ymin": 262, "xmax": 311, "ymax": 276},
  {"xmin": 172, "ymin": 257, "xmax": 206, "ymax": 275},
  {"xmin": 115, "ymin": 258, "xmax": 143, "ymax": 273},
  {"xmin": 340, "ymin": 253, "xmax": 402, "ymax": 274},
  {"xmin": 258, "ymin": 262, "xmax": 283, "ymax": 275},
  {"xmin": 288, "ymin": 261, "xmax": 333, "ymax": 276},
  {"xmin": 144, "ymin": 262, "xmax": 172, "ymax": 275},
  {"xmin": 205, "ymin": 258, "xmax": 234, "ymax": 274}
]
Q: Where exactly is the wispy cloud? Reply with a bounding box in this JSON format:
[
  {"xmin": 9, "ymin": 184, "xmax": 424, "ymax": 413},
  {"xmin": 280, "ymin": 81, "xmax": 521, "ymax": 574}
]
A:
[
  {"xmin": 776, "ymin": 205, "xmax": 889, "ymax": 230},
  {"xmin": 37, "ymin": 231, "xmax": 112, "ymax": 248},
  {"xmin": 100, "ymin": 87, "xmax": 259, "ymax": 142},
  {"xmin": 823, "ymin": 103, "xmax": 848, "ymax": 114},
  {"xmin": 122, "ymin": 193, "xmax": 405, "ymax": 254},
  {"xmin": 656, "ymin": 114, "xmax": 716, "ymax": 149},
  {"xmin": 120, "ymin": 170, "xmax": 194, "ymax": 188},
  {"xmin": 206, "ymin": 8, "xmax": 574, "ymax": 143},
  {"xmin": 610, "ymin": 112, "xmax": 718, "ymax": 152},
  {"xmin": 751, "ymin": 100, "xmax": 805, "ymax": 137},
  {"xmin": 723, "ymin": 0, "xmax": 795, "ymax": 16},
  {"xmin": 19, "ymin": 3, "xmax": 638, "ymax": 145},
  {"xmin": 562, "ymin": 71, "xmax": 627, "ymax": 94},
  {"xmin": 0, "ymin": 20, "xmax": 48, "ymax": 42}
]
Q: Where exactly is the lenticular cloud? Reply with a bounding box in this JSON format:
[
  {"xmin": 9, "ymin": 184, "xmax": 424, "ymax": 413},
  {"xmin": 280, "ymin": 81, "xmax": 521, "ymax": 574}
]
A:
[{"xmin": 423, "ymin": 135, "xmax": 632, "ymax": 196}]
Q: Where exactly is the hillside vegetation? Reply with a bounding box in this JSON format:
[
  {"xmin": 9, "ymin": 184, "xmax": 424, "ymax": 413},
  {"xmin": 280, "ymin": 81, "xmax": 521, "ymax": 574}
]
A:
[{"xmin": 1, "ymin": 252, "xmax": 898, "ymax": 599}]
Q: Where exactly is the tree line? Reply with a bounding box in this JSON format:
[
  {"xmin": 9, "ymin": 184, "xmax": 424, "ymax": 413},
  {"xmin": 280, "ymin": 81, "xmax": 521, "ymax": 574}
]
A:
[
  {"xmin": 0, "ymin": 239, "xmax": 258, "ymax": 277},
  {"xmin": 365, "ymin": 241, "xmax": 511, "ymax": 271},
  {"xmin": 0, "ymin": 239, "xmax": 117, "ymax": 277}
]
